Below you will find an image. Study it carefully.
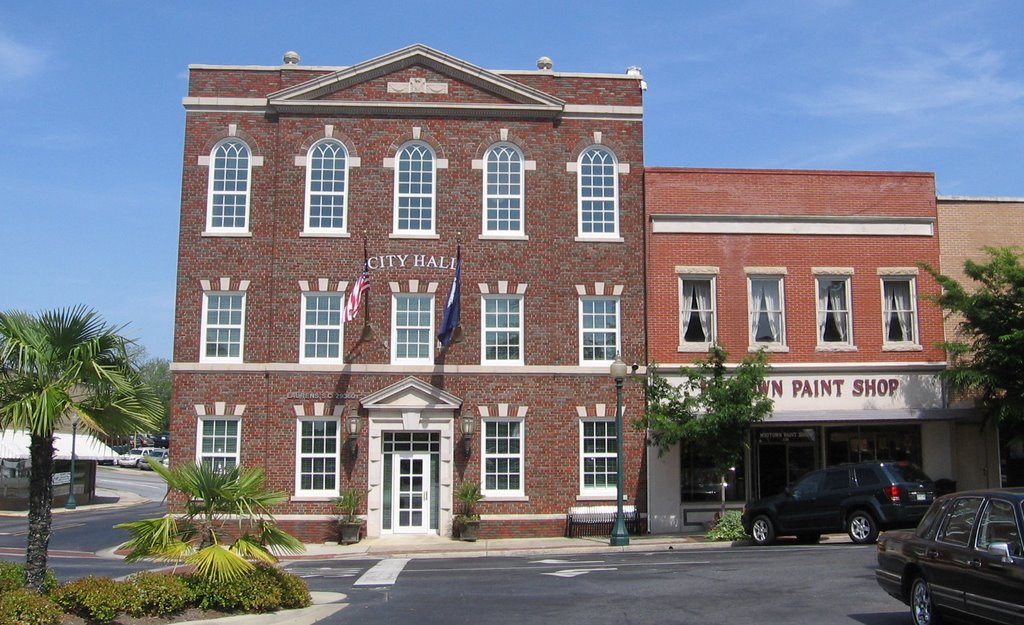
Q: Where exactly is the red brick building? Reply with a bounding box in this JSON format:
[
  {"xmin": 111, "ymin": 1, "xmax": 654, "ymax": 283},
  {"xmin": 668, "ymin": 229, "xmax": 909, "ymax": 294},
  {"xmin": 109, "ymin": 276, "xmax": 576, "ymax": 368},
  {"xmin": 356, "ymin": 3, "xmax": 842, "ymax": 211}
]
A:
[
  {"xmin": 172, "ymin": 45, "xmax": 647, "ymax": 540},
  {"xmin": 644, "ymin": 168, "xmax": 995, "ymax": 532}
]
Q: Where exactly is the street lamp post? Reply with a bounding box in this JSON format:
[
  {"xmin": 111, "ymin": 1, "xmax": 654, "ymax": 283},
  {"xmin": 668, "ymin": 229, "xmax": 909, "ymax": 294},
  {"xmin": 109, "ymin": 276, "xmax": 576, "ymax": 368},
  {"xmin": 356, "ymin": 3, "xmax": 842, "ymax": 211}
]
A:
[
  {"xmin": 65, "ymin": 419, "xmax": 79, "ymax": 510},
  {"xmin": 609, "ymin": 356, "xmax": 630, "ymax": 546}
]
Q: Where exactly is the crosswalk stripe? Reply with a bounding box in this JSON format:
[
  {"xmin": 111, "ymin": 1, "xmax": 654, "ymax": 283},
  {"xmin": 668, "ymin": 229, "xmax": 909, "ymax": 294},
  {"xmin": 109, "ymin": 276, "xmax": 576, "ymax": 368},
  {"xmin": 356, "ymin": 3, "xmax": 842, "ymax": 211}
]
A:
[{"xmin": 354, "ymin": 558, "xmax": 410, "ymax": 586}]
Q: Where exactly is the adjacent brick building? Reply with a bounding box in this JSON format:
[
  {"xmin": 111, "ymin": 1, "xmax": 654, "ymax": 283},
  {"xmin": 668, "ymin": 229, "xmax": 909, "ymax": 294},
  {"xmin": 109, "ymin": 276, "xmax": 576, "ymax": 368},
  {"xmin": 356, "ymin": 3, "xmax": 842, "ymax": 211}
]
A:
[
  {"xmin": 644, "ymin": 168, "xmax": 996, "ymax": 532},
  {"xmin": 172, "ymin": 45, "xmax": 647, "ymax": 540}
]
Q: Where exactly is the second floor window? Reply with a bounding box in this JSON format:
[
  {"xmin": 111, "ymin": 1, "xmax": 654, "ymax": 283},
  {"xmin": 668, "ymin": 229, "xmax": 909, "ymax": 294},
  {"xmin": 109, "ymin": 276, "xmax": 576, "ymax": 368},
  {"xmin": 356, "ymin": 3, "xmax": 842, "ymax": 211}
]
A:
[
  {"xmin": 306, "ymin": 140, "xmax": 348, "ymax": 233},
  {"xmin": 207, "ymin": 140, "xmax": 251, "ymax": 232},
  {"xmin": 300, "ymin": 293, "xmax": 344, "ymax": 363},
  {"xmin": 578, "ymin": 147, "xmax": 619, "ymax": 237},
  {"xmin": 817, "ymin": 277, "xmax": 852, "ymax": 346},
  {"xmin": 748, "ymin": 277, "xmax": 785, "ymax": 346},
  {"xmin": 680, "ymin": 277, "xmax": 715, "ymax": 348},
  {"xmin": 201, "ymin": 292, "xmax": 244, "ymax": 363},
  {"xmin": 484, "ymin": 145, "xmax": 524, "ymax": 235},
  {"xmin": 393, "ymin": 294, "xmax": 434, "ymax": 363},
  {"xmin": 394, "ymin": 143, "xmax": 435, "ymax": 234},
  {"xmin": 882, "ymin": 278, "xmax": 918, "ymax": 345},
  {"xmin": 580, "ymin": 297, "xmax": 619, "ymax": 364},
  {"xmin": 482, "ymin": 296, "xmax": 523, "ymax": 365}
]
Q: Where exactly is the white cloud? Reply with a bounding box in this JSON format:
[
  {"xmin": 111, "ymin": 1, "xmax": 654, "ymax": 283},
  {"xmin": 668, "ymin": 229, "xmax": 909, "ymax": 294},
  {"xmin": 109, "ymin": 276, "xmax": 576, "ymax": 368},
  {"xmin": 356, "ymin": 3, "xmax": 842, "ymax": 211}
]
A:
[{"xmin": 0, "ymin": 32, "xmax": 46, "ymax": 80}]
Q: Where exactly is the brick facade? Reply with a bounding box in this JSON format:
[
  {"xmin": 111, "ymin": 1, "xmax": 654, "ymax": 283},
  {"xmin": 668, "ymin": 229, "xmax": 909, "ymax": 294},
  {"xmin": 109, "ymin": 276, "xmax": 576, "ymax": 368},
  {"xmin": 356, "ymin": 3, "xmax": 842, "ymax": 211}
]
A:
[{"xmin": 172, "ymin": 46, "xmax": 646, "ymax": 541}]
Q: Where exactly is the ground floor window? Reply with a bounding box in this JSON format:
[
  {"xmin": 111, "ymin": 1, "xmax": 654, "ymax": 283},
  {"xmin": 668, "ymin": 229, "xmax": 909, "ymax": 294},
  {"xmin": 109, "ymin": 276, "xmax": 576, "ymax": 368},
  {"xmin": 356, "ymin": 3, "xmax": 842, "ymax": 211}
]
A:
[
  {"xmin": 295, "ymin": 418, "xmax": 340, "ymax": 496},
  {"xmin": 680, "ymin": 444, "xmax": 745, "ymax": 502},
  {"xmin": 580, "ymin": 420, "xmax": 617, "ymax": 496},
  {"xmin": 198, "ymin": 418, "xmax": 239, "ymax": 471},
  {"xmin": 825, "ymin": 425, "xmax": 921, "ymax": 466}
]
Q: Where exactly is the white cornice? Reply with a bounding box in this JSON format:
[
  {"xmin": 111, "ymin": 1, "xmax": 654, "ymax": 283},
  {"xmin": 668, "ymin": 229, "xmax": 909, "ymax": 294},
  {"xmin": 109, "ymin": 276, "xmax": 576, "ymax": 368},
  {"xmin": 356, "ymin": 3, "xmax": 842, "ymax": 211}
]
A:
[
  {"xmin": 170, "ymin": 362, "xmax": 632, "ymax": 375},
  {"xmin": 650, "ymin": 214, "xmax": 935, "ymax": 237},
  {"xmin": 937, "ymin": 195, "xmax": 1024, "ymax": 203},
  {"xmin": 651, "ymin": 361, "xmax": 946, "ymax": 373}
]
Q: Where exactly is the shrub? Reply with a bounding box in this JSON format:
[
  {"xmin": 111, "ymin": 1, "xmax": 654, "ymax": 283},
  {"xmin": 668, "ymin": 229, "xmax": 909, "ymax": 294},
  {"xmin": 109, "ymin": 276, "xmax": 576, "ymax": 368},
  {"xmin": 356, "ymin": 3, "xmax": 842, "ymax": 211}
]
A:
[
  {"xmin": 123, "ymin": 571, "xmax": 192, "ymax": 617},
  {"xmin": 184, "ymin": 565, "xmax": 283, "ymax": 613},
  {"xmin": 0, "ymin": 561, "xmax": 57, "ymax": 594},
  {"xmin": 264, "ymin": 567, "xmax": 311, "ymax": 610},
  {"xmin": 51, "ymin": 576, "xmax": 127, "ymax": 624},
  {"xmin": 705, "ymin": 510, "xmax": 749, "ymax": 542},
  {"xmin": 0, "ymin": 588, "xmax": 62, "ymax": 625}
]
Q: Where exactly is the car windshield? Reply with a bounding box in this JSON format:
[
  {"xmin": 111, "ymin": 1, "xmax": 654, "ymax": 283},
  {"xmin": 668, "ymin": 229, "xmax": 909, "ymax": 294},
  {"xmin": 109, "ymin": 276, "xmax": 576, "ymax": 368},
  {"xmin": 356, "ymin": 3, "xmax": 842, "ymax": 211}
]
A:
[{"xmin": 886, "ymin": 462, "xmax": 931, "ymax": 483}]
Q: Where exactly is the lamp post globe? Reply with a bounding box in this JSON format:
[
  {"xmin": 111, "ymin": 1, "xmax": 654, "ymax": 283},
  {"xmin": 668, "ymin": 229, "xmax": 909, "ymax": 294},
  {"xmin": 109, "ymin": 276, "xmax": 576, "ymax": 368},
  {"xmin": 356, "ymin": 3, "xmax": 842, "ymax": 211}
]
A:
[{"xmin": 609, "ymin": 356, "xmax": 629, "ymax": 546}]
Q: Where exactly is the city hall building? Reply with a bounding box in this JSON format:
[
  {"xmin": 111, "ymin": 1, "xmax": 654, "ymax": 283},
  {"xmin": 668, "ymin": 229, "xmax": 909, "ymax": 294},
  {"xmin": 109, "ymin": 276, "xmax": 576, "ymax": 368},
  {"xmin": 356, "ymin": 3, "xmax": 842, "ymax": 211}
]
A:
[
  {"xmin": 171, "ymin": 45, "xmax": 647, "ymax": 540},
  {"xmin": 644, "ymin": 168, "xmax": 997, "ymax": 533}
]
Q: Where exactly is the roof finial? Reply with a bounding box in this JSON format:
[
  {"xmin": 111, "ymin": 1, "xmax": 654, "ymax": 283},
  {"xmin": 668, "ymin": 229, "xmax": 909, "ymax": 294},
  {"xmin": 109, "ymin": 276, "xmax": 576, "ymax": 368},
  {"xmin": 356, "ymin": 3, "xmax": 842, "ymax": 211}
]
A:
[
  {"xmin": 537, "ymin": 56, "xmax": 553, "ymax": 71},
  {"xmin": 283, "ymin": 51, "xmax": 300, "ymax": 65}
]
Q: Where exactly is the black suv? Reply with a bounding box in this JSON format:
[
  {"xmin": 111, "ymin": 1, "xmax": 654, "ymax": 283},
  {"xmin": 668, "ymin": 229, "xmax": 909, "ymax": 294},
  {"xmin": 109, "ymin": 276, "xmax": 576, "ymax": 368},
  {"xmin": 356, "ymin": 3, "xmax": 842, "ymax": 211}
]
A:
[{"xmin": 741, "ymin": 461, "xmax": 935, "ymax": 546}]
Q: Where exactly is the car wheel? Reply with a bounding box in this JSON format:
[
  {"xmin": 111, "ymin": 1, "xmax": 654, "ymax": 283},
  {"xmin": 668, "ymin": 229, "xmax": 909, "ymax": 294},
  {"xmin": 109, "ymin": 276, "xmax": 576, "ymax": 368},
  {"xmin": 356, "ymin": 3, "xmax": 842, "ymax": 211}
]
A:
[
  {"xmin": 750, "ymin": 515, "xmax": 775, "ymax": 546},
  {"xmin": 847, "ymin": 510, "xmax": 879, "ymax": 544},
  {"xmin": 911, "ymin": 577, "xmax": 943, "ymax": 625},
  {"xmin": 796, "ymin": 533, "xmax": 821, "ymax": 544}
]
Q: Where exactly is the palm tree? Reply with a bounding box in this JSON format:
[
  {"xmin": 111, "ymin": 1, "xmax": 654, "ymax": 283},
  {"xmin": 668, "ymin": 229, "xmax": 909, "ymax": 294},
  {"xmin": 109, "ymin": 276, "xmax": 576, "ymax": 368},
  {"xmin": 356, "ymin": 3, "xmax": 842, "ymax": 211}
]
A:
[
  {"xmin": 0, "ymin": 306, "xmax": 164, "ymax": 591},
  {"xmin": 116, "ymin": 461, "xmax": 304, "ymax": 581}
]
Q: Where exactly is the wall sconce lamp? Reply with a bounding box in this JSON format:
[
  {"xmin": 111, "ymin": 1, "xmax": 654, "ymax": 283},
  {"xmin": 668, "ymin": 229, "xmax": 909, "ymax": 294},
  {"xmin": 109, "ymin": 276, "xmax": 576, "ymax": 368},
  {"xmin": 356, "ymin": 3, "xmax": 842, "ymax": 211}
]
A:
[
  {"xmin": 460, "ymin": 413, "xmax": 475, "ymax": 459},
  {"xmin": 347, "ymin": 415, "xmax": 363, "ymax": 458}
]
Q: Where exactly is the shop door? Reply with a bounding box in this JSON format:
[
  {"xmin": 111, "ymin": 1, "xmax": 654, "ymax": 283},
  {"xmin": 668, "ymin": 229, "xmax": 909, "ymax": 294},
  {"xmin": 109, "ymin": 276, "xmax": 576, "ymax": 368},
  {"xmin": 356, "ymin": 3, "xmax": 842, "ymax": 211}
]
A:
[
  {"xmin": 393, "ymin": 452, "xmax": 431, "ymax": 533},
  {"xmin": 757, "ymin": 441, "xmax": 817, "ymax": 498}
]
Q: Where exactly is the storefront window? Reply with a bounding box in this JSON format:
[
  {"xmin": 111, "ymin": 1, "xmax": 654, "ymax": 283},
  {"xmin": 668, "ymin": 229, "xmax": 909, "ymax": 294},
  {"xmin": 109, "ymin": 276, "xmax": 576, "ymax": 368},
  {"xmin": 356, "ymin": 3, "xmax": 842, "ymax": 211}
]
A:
[
  {"xmin": 825, "ymin": 425, "xmax": 921, "ymax": 466},
  {"xmin": 680, "ymin": 444, "xmax": 745, "ymax": 502}
]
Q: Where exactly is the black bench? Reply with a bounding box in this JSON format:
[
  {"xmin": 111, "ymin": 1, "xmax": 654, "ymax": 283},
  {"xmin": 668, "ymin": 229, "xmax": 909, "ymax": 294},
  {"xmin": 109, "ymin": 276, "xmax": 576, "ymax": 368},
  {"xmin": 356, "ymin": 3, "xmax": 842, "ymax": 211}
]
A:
[{"xmin": 566, "ymin": 505, "xmax": 640, "ymax": 537}]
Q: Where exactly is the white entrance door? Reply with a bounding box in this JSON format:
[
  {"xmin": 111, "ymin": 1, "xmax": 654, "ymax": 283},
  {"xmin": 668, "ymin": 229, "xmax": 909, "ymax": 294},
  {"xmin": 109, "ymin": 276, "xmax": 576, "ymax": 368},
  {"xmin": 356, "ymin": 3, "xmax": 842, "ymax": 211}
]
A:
[{"xmin": 393, "ymin": 452, "xmax": 431, "ymax": 533}]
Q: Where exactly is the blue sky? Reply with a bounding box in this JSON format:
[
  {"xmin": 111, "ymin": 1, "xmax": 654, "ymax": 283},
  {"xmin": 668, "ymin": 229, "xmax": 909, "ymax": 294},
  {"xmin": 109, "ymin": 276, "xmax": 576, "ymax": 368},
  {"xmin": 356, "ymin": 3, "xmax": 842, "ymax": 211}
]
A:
[{"xmin": 1, "ymin": 1, "xmax": 1022, "ymax": 360}]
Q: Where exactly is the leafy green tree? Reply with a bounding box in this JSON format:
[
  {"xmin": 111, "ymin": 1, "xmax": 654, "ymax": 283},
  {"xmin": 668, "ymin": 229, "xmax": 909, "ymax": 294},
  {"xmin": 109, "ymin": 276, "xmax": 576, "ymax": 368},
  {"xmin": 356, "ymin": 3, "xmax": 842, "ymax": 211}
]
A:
[
  {"xmin": 135, "ymin": 353, "xmax": 171, "ymax": 431},
  {"xmin": 116, "ymin": 460, "xmax": 304, "ymax": 581},
  {"xmin": 642, "ymin": 346, "xmax": 774, "ymax": 514},
  {"xmin": 0, "ymin": 306, "xmax": 165, "ymax": 591},
  {"xmin": 922, "ymin": 246, "xmax": 1024, "ymax": 429}
]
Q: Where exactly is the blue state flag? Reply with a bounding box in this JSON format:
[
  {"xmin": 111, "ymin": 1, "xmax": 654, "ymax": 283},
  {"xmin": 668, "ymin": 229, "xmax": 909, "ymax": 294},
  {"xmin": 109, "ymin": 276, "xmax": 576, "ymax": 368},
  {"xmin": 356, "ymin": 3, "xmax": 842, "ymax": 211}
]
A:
[{"xmin": 438, "ymin": 249, "xmax": 461, "ymax": 347}]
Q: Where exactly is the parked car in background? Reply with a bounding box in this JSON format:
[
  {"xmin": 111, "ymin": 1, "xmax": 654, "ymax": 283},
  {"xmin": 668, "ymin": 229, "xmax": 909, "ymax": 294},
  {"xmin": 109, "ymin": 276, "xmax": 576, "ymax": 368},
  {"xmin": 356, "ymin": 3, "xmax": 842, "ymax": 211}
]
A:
[
  {"xmin": 99, "ymin": 444, "xmax": 131, "ymax": 466},
  {"xmin": 116, "ymin": 447, "xmax": 161, "ymax": 469},
  {"xmin": 876, "ymin": 488, "xmax": 1024, "ymax": 625},
  {"xmin": 152, "ymin": 432, "xmax": 170, "ymax": 448},
  {"xmin": 741, "ymin": 461, "xmax": 935, "ymax": 545},
  {"xmin": 138, "ymin": 449, "xmax": 168, "ymax": 470}
]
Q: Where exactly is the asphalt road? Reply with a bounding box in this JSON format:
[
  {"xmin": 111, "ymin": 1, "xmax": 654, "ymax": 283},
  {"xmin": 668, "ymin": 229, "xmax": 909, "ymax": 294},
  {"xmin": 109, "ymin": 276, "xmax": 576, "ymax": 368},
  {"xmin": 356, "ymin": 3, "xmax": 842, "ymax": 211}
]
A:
[{"xmin": 286, "ymin": 544, "xmax": 913, "ymax": 625}]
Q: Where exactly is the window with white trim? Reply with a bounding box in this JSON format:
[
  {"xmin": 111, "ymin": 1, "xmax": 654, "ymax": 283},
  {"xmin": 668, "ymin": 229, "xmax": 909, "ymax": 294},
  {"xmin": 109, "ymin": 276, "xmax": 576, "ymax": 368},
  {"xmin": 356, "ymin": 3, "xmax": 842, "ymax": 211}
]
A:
[
  {"xmin": 305, "ymin": 139, "xmax": 348, "ymax": 233},
  {"xmin": 394, "ymin": 142, "xmax": 435, "ymax": 234},
  {"xmin": 392, "ymin": 294, "xmax": 434, "ymax": 363},
  {"xmin": 482, "ymin": 420, "xmax": 524, "ymax": 496},
  {"xmin": 748, "ymin": 276, "xmax": 785, "ymax": 347},
  {"xmin": 295, "ymin": 418, "xmax": 340, "ymax": 496},
  {"xmin": 580, "ymin": 419, "xmax": 617, "ymax": 496},
  {"xmin": 882, "ymin": 277, "xmax": 918, "ymax": 346},
  {"xmin": 579, "ymin": 297, "xmax": 619, "ymax": 365},
  {"xmin": 198, "ymin": 418, "xmax": 239, "ymax": 471},
  {"xmin": 817, "ymin": 277, "xmax": 853, "ymax": 346},
  {"xmin": 482, "ymin": 295, "xmax": 523, "ymax": 365},
  {"xmin": 201, "ymin": 292, "xmax": 245, "ymax": 363},
  {"xmin": 207, "ymin": 139, "xmax": 251, "ymax": 232},
  {"xmin": 300, "ymin": 293, "xmax": 344, "ymax": 363},
  {"xmin": 680, "ymin": 277, "xmax": 715, "ymax": 349},
  {"xmin": 577, "ymin": 147, "xmax": 619, "ymax": 237},
  {"xmin": 483, "ymin": 144, "xmax": 524, "ymax": 235}
]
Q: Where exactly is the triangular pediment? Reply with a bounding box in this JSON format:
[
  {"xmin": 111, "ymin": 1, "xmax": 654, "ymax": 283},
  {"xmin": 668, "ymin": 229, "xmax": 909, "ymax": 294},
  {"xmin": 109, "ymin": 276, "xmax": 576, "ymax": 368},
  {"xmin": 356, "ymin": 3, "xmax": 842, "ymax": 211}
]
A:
[
  {"xmin": 361, "ymin": 376, "xmax": 462, "ymax": 411},
  {"xmin": 268, "ymin": 44, "xmax": 564, "ymax": 118}
]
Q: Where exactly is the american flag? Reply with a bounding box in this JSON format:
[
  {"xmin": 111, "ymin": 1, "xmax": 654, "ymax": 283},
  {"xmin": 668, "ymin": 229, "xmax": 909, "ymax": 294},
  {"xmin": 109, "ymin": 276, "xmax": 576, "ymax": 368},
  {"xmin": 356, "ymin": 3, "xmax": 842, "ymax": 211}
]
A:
[{"xmin": 344, "ymin": 266, "xmax": 369, "ymax": 322}]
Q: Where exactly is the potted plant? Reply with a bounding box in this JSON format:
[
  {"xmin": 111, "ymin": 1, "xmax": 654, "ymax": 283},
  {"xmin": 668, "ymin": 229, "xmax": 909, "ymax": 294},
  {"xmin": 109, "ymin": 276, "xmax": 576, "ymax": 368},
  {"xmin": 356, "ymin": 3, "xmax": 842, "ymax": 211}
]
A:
[
  {"xmin": 334, "ymin": 487, "xmax": 366, "ymax": 545},
  {"xmin": 453, "ymin": 481, "xmax": 483, "ymax": 541}
]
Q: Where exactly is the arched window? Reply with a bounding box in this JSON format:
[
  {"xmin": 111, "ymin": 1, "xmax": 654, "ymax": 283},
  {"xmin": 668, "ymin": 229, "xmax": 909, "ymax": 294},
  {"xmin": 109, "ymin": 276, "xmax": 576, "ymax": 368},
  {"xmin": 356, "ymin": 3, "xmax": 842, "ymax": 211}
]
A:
[
  {"xmin": 305, "ymin": 139, "xmax": 348, "ymax": 233},
  {"xmin": 577, "ymin": 147, "xmax": 619, "ymax": 237},
  {"xmin": 207, "ymin": 139, "xmax": 251, "ymax": 232},
  {"xmin": 394, "ymin": 142, "xmax": 435, "ymax": 234},
  {"xmin": 483, "ymin": 144, "xmax": 524, "ymax": 235}
]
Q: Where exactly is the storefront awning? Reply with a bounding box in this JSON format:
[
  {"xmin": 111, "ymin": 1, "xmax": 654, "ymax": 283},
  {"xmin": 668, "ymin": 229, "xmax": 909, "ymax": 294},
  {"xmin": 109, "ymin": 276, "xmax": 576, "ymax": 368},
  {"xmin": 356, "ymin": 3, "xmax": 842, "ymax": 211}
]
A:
[{"xmin": 0, "ymin": 430, "xmax": 118, "ymax": 461}]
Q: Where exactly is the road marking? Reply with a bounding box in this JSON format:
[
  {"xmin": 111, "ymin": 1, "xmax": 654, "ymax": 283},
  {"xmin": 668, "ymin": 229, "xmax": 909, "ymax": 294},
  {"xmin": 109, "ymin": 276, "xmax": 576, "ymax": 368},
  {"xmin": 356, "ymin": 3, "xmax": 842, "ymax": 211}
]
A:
[
  {"xmin": 354, "ymin": 558, "xmax": 410, "ymax": 586},
  {"xmin": 531, "ymin": 559, "xmax": 605, "ymax": 564},
  {"xmin": 543, "ymin": 567, "xmax": 617, "ymax": 578},
  {"xmin": 286, "ymin": 565, "xmax": 363, "ymax": 579}
]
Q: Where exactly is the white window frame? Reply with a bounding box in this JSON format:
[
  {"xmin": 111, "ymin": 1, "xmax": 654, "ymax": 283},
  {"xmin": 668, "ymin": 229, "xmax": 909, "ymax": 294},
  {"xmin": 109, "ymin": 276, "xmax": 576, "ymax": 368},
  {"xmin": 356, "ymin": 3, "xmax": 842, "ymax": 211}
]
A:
[
  {"xmin": 393, "ymin": 142, "xmax": 436, "ymax": 235},
  {"xmin": 482, "ymin": 144, "xmax": 525, "ymax": 236},
  {"xmin": 391, "ymin": 294, "xmax": 434, "ymax": 364},
  {"xmin": 300, "ymin": 292, "xmax": 344, "ymax": 364},
  {"xmin": 881, "ymin": 276, "xmax": 920, "ymax": 349},
  {"xmin": 679, "ymin": 276, "xmax": 716, "ymax": 351},
  {"xmin": 200, "ymin": 291, "xmax": 245, "ymax": 363},
  {"xmin": 304, "ymin": 139, "xmax": 348, "ymax": 235},
  {"xmin": 481, "ymin": 295, "xmax": 524, "ymax": 366},
  {"xmin": 206, "ymin": 139, "xmax": 252, "ymax": 233},
  {"xmin": 481, "ymin": 419, "xmax": 525, "ymax": 497},
  {"xmin": 196, "ymin": 417, "xmax": 240, "ymax": 471},
  {"xmin": 816, "ymin": 276, "xmax": 854, "ymax": 349},
  {"xmin": 747, "ymin": 276, "xmax": 787, "ymax": 350},
  {"xmin": 294, "ymin": 417, "xmax": 341, "ymax": 497},
  {"xmin": 577, "ymin": 145, "xmax": 614, "ymax": 238},
  {"xmin": 579, "ymin": 419, "xmax": 617, "ymax": 497},
  {"xmin": 579, "ymin": 296, "xmax": 620, "ymax": 366}
]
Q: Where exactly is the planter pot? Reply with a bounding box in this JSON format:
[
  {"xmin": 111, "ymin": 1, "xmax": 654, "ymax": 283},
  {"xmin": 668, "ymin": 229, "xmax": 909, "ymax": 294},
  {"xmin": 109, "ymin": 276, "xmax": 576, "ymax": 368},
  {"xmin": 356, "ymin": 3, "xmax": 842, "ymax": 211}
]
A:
[
  {"xmin": 339, "ymin": 521, "xmax": 363, "ymax": 545},
  {"xmin": 459, "ymin": 519, "xmax": 481, "ymax": 542}
]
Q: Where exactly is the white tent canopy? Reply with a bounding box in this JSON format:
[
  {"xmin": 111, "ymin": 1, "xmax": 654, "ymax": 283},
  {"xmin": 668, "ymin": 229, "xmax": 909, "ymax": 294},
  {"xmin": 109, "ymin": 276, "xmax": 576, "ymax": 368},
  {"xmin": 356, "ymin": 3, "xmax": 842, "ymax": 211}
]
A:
[{"xmin": 0, "ymin": 430, "xmax": 118, "ymax": 461}]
